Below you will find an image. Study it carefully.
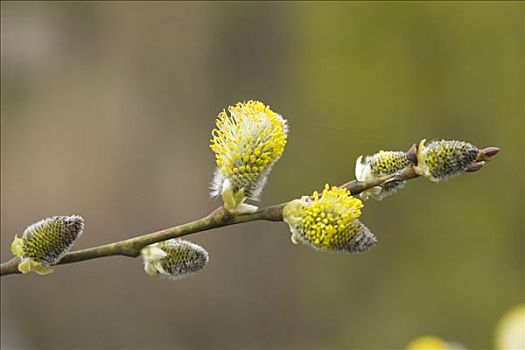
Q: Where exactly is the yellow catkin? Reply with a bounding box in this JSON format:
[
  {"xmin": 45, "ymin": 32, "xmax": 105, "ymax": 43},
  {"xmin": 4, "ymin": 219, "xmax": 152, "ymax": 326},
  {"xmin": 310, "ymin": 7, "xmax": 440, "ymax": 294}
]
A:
[
  {"xmin": 283, "ymin": 185, "xmax": 376, "ymax": 252},
  {"xmin": 210, "ymin": 100, "xmax": 288, "ymax": 210}
]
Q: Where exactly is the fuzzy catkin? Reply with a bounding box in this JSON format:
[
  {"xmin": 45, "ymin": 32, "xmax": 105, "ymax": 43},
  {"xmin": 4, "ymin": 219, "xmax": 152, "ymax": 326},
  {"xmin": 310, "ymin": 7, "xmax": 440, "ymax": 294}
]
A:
[
  {"xmin": 141, "ymin": 239, "xmax": 209, "ymax": 280},
  {"xmin": 210, "ymin": 100, "xmax": 288, "ymax": 212},
  {"xmin": 20, "ymin": 215, "xmax": 84, "ymax": 265},
  {"xmin": 283, "ymin": 185, "xmax": 377, "ymax": 253},
  {"xmin": 415, "ymin": 140, "xmax": 478, "ymax": 181},
  {"xmin": 355, "ymin": 150, "xmax": 411, "ymax": 200}
]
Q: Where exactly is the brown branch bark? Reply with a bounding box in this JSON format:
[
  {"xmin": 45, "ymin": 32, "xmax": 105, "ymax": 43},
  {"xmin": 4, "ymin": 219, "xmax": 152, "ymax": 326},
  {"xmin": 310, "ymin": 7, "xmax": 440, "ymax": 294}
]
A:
[{"xmin": 1, "ymin": 173, "xmax": 410, "ymax": 277}]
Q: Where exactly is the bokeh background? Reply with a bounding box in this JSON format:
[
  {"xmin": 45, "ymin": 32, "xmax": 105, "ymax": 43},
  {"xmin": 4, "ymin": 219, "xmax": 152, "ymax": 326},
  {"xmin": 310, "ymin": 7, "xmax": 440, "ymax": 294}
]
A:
[{"xmin": 1, "ymin": 2, "xmax": 523, "ymax": 349}]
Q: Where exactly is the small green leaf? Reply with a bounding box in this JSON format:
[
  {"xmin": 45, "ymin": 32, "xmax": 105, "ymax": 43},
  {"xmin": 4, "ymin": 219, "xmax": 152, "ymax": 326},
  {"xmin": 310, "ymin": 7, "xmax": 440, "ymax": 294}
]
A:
[{"xmin": 11, "ymin": 235, "xmax": 24, "ymax": 257}]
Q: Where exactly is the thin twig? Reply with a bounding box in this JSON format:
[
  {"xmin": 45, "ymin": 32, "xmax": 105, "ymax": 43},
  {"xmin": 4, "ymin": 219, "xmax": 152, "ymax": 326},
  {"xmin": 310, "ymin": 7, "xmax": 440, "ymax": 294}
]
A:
[{"xmin": 1, "ymin": 172, "xmax": 415, "ymax": 277}]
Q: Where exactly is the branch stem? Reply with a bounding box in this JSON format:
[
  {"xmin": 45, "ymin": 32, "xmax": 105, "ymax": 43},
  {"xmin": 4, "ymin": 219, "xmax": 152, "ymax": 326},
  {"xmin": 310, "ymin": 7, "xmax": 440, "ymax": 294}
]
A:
[{"xmin": 1, "ymin": 170, "xmax": 416, "ymax": 277}]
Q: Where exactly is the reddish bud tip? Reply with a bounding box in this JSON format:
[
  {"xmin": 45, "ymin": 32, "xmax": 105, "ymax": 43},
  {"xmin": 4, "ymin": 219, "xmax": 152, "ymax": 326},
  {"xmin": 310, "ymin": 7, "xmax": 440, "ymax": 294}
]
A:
[
  {"xmin": 478, "ymin": 146, "xmax": 500, "ymax": 161},
  {"xmin": 466, "ymin": 161, "xmax": 485, "ymax": 172},
  {"xmin": 483, "ymin": 147, "xmax": 500, "ymax": 157},
  {"xmin": 406, "ymin": 144, "xmax": 418, "ymax": 165}
]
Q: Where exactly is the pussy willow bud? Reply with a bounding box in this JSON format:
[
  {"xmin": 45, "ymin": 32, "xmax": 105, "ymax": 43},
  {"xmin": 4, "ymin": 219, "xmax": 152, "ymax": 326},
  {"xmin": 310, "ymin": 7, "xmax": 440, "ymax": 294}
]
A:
[
  {"xmin": 407, "ymin": 336, "xmax": 466, "ymax": 350},
  {"xmin": 141, "ymin": 239, "xmax": 209, "ymax": 280},
  {"xmin": 11, "ymin": 215, "xmax": 84, "ymax": 275},
  {"xmin": 495, "ymin": 304, "xmax": 525, "ymax": 350},
  {"xmin": 413, "ymin": 139, "xmax": 479, "ymax": 182},
  {"xmin": 282, "ymin": 185, "xmax": 376, "ymax": 253},
  {"xmin": 210, "ymin": 100, "xmax": 288, "ymax": 213},
  {"xmin": 355, "ymin": 150, "xmax": 410, "ymax": 200}
]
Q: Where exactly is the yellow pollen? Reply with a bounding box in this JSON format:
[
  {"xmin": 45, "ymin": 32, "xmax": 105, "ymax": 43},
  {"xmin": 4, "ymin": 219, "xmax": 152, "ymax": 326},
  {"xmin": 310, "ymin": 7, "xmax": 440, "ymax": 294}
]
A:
[
  {"xmin": 299, "ymin": 185, "xmax": 363, "ymax": 249},
  {"xmin": 210, "ymin": 100, "xmax": 288, "ymax": 197}
]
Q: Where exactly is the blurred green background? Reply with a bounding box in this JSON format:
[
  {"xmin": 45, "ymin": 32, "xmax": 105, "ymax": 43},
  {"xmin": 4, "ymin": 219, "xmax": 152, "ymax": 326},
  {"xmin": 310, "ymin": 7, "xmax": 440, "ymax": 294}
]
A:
[{"xmin": 1, "ymin": 2, "xmax": 523, "ymax": 349}]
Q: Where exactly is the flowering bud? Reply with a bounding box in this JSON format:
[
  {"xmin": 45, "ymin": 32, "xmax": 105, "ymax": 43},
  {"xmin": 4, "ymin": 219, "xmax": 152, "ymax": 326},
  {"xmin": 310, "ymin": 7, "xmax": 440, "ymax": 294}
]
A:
[
  {"xmin": 11, "ymin": 215, "xmax": 84, "ymax": 275},
  {"xmin": 407, "ymin": 336, "xmax": 466, "ymax": 350},
  {"xmin": 413, "ymin": 139, "xmax": 479, "ymax": 182},
  {"xmin": 141, "ymin": 239, "xmax": 209, "ymax": 280},
  {"xmin": 355, "ymin": 150, "xmax": 411, "ymax": 200},
  {"xmin": 210, "ymin": 100, "xmax": 288, "ymax": 213},
  {"xmin": 495, "ymin": 304, "xmax": 525, "ymax": 350},
  {"xmin": 283, "ymin": 185, "xmax": 376, "ymax": 253}
]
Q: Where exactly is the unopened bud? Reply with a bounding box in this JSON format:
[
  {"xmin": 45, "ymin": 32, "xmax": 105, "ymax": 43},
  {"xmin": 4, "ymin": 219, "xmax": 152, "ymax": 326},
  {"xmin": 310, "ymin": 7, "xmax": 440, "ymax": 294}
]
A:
[
  {"xmin": 413, "ymin": 139, "xmax": 479, "ymax": 182},
  {"xmin": 141, "ymin": 239, "xmax": 209, "ymax": 280},
  {"xmin": 11, "ymin": 215, "xmax": 84, "ymax": 275},
  {"xmin": 355, "ymin": 150, "xmax": 411, "ymax": 200}
]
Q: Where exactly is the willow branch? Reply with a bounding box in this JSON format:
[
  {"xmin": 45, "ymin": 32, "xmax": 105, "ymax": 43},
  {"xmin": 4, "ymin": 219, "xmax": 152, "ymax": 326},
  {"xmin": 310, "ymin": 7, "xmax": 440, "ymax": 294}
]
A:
[{"xmin": 0, "ymin": 172, "xmax": 413, "ymax": 277}]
